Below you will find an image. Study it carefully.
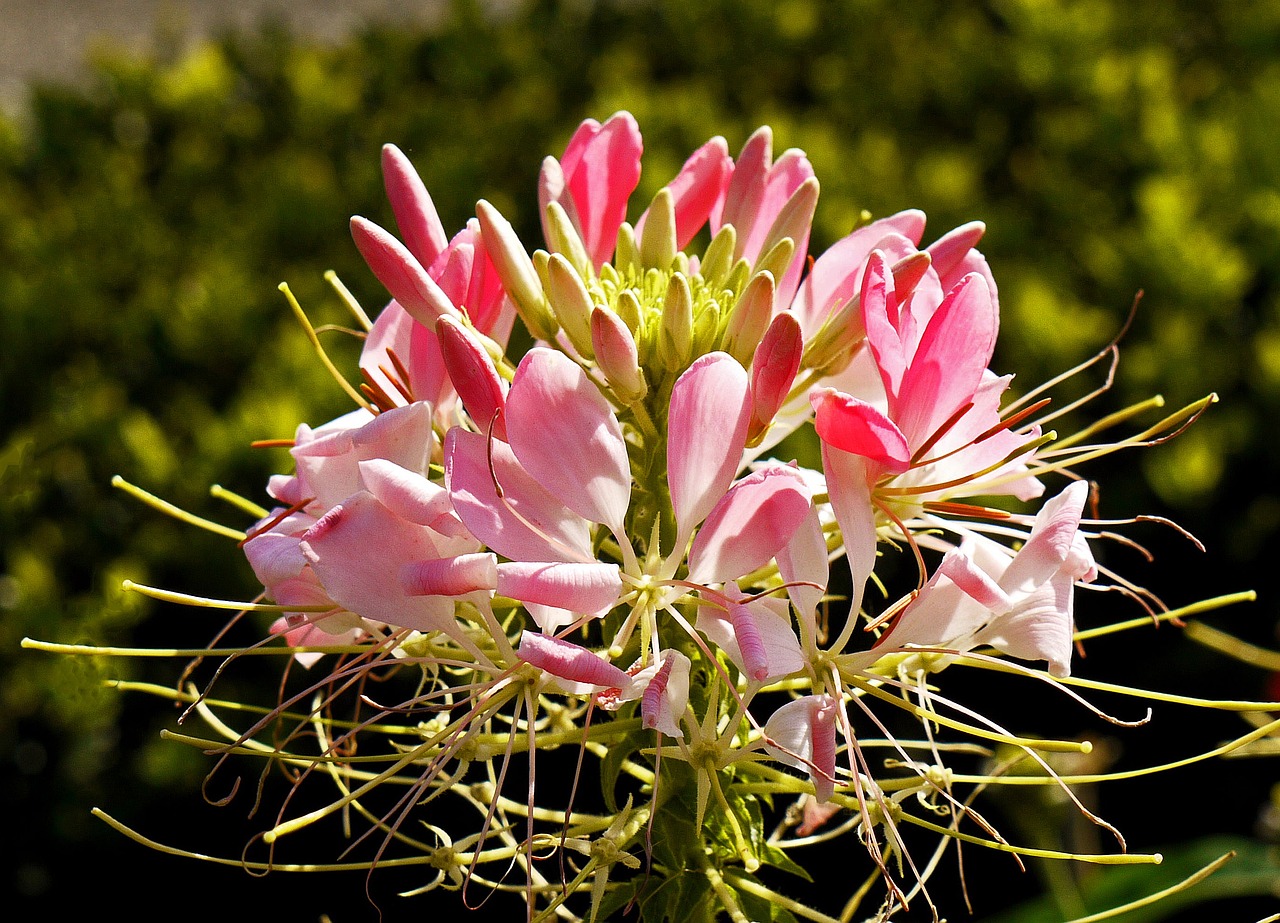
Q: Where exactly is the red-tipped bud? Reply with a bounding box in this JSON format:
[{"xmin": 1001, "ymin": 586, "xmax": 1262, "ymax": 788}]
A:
[
  {"xmin": 747, "ymin": 312, "xmax": 803, "ymax": 446},
  {"xmin": 437, "ymin": 315, "xmax": 508, "ymax": 440},
  {"xmin": 591, "ymin": 307, "xmax": 647, "ymax": 403},
  {"xmin": 381, "ymin": 144, "xmax": 448, "ymax": 269},
  {"xmin": 350, "ymin": 216, "xmax": 460, "ymax": 329}
]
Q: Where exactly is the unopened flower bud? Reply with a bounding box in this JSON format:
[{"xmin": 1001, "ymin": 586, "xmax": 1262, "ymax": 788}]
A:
[
  {"xmin": 544, "ymin": 200, "xmax": 592, "ymax": 280},
  {"xmin": 349, "ymin": 216, "xmax": 460, "ymax": 330},
  {"xmin": 592, "ymin": 306, "xmax": 647, "ymax": 403},
  {"xmin": 380, "ymin": 144, "xmax": 448, "ymax": 268},
  {"xmin": 659, "ymin": 272, "xmax": 693, "ymax": 371},
  {"xmin": 802, "ymin": 294, "xmax": 865, "ymax": 378},
  {"xmin": 546, "ymin": 253, "xmax": 596, "ymax": 358},
  {"xmin": 476, "ymin": 198, "xmax": 558, "ymax": 341},
  {"xmin": 699, "ymin": 224, "xmax": 737, "ymax": 287},
  {"xmin": 747, "ymin": 312, "xmax": 803, "ymax": 447},
  {"xmin": 753, "ymin": 236, "xmax": 795, "ymax": 285},
  {"xmin": 437, "ymin": 315, "xmax": 508, "ymax": 440},
  {"xmin": 639, "ymin": 187, "xmax": 677, "ymax": 270},
  {"xmin": 722, "ymin": 270, "xmax": 775, "ymax": 367},
  {"xmin": 614, "ymin": 221, "xmax": 641, "ymax": 274}
]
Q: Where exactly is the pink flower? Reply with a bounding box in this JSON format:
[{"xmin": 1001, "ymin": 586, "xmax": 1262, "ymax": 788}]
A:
[
  {"xmin": 847, "ymin": 481, "xmax": 1097, "ymax": 678},
  {"xmin": 764, "ymin": 695, "xmax": 840, "ymax": 803}
]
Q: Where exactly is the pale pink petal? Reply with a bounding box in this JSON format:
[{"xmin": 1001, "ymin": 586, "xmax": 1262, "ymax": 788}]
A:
[
  {"xmin": 937, "ymin": 548, "xmax": 1012, "ymax": 612},
  {"xmin": 667, "ymin": 353, "xmax": 752, "ymax": 541},
  {"xmin": 350, "ymin": 401, "xmax": 434, "ymax": 475},
  {"xmin": 687, "ymin": 463, "xmax": 813, "ymax": 585},
  {"xmin": 444, "ymin": 428, "xmax": 593, "ymax": 564},
  {"xmin": 496, "ymin": 561, "xmax": 622, "ymax": 618},
  {"xmin": 998, "ymin": 481, "xmax": 1089, "ymax": 595},
  {"xmin": 381, "ymin": 143, "xmax": 449, "ymax": 268},
  {"xmin": 975, "ymin": 576, "xmax": 1077, "ymax": 678},
  {"xmin": 300, "ymin": 492, "xmax": 461, "ymax": 636},
  {"xmin": 357, "ymin": 458, "xmax": 471, "ymax": 538},
  {"xmin": 401, "ymin": 552, "xmax": 499, "ymax": 597},
  {"xmin": 775, "ymin": 504, "xmax": 829, "ymax": 653},
  {"xmin": 504, "ymin": 348, "xmax": 631, "ymax": 534},
  {"xmin": 696, "ymin": 592, "xmax": 804, "ymax": 682},
  {"xmin": 764, "ymin": 695, "xmax": 839, "ymax": 802},
  {"xmin": 640, "ymin": 650, "xmax": 691, "ymax": 738}
]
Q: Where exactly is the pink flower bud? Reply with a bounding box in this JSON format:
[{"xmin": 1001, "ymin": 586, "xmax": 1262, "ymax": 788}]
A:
[
  {"xmin": 747, "ymin": 311, "xmax": 802, "ymax": 445},
  {"xmin": 591, "ymin": 306, "xmax": 647, "ymax": 403},
  {"xmin": 437, "ymin": 315, "xmax": 507, "ymax": 440},
  {"xmin": 349, "ymin": 216, "xmax": 460, "ymax": 330}
]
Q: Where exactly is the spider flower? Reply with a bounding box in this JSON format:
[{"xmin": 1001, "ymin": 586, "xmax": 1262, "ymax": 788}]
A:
[{"xmin": 81, "ymin": 111, "xmax": 1243, "ymax": 923}]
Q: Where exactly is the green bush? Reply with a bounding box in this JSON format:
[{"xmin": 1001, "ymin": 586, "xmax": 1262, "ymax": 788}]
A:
[{"xmin": 4, "ymin": 1, "xmax": 1276, "ymax": 918}]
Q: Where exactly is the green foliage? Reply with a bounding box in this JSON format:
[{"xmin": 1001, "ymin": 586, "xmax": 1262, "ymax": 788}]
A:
[{"xmin": 4, "ymin": 0, "xmax": 1277, "ymax": 918}]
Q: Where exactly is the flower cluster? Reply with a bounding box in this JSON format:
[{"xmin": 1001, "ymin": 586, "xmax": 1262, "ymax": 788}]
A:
[{"xmin": 87, "ymin": 112, "xmax": 1251, "ymax": 922}]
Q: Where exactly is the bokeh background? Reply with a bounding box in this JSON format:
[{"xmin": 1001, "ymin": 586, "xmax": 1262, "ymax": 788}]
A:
[{"xmin": 2, "ymin": 0, "xmax": 1278, "ymax": 919}]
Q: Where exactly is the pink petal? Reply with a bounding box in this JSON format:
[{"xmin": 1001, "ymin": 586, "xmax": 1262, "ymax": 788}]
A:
[
  {"xmin": 764, "ymin": 694, "xmax": 839, "ymax": 802},
  {"xmin": 667, "ymin": 352, "xmax": 752, "ymax": 541},
  {"xmin": 687, "ymin": 463, "xmax": 813, "ymax": 585},
  {"xmin": 976, "ymin": 576, "xmax": 1077, "ymax": 678},
  {"xmin": 559, "ymin": 112, "xmax": 643, "ymax": 268},
  {"xmin": 444, "ymin": 428, "xmax": 593, "ymax": 564},
  {"xmin": 350, "ymin": 216, "xmax": 460, "ymax": 329},
  {"xmin": 504, "ymin": 348, "xmax": 631, "ymax": 534},
  {"xmin": 300, "ymin": 492, "xmax": 461, "ymax": 636},
  {"xmin": 811, "ymin": 388, "xmax": 911, "ymax": 471},
  {"xmin": 437, "ymin": 315, "xmax": 507, "ymax": 440},
  {"xmin": 496, "ymin": 561, "xmax": 622, "ymax": 618},
  {"xmin": 359, "ymin": 301, "xmax": 450, "ymax": 411},
  {"xmin": 790, "ymin": 210, "xmax": 926, "ymax": 339},
  {"xmin": 517, "ymin": 630, "xmax": 631, "ymax": 692},
  {"xmin": 820, "ymin": 442, "xmax": 878, "ymax": 618},
  {"xmin": 638, "ymin": 650, "xmax": 691, "ymax": 738},
  {"xmin": 381, "ymin": 143, "xmax": 449, "ymax": 269},
  {"xmin": 696, "ymin": 592, "xmax": 804, "ymax": 683},
  {"xmin": 998, "ymin": 481, "xmax": 1089, "ymax": 595},
  {"xmin": 775, "ymin": 504, "xmax": 829, "ymax": 652},
  {"xmin": 635, "ymin": 136, "xmax": 732, "ymax": 249},
  {"xmin": 859, "ymin": 250, "xmax": 911, "ymax": 404},
  {"xmin": 402, "ymin": 552, "xmax": 498, "ymax": 597},
  {"xmin": 357, "ymin": 458, "xmax": 471, "ymax": 538},
  {"xmin": 349, "ymin": 401, "xmax": 434, "ymax": 475},
  {"xmin": 894, "ymin": 273, "xmax": 997, "ymax": 451}
]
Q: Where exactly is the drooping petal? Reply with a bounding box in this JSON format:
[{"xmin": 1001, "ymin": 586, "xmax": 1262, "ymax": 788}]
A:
[
  {"xmin": 504, "ymin": 348, "xmax": 631, "ymax": 534},
  {"xmin": 667, "ymin": 352, "xmax": 751, "ymax": 542},
  {"xmin": 517, "ymin": 630, "xmax": 631, "ymax": 695},
  {"xmin": 496, "ymin": 561, "xmax": 622, "ymax": 619},
  {"xmin": 998, "ymin": 481, "xmax": 1089, "ymax": 595},
  {"xmin": 764, "ymin": 695, "xmax": 840, "ymax": 802},
  {"xmin": 696, "ymin": 592, "xmax": 804, "ymax": 683},
  {"xmin": 687, "ymin": 463, "xmax": 813, "ymax": 585},
  {"xmin": 444, "ymin": 428, "xmax": 593, "ymax": 564},
  {"xmin": 975, "ymin": 575, "xmax": 1077, "ymax": 678},
  {"xmin": 639, "ymin": 650, "xmax": 691, "ymax": 738},
  {"xmin": 811, "ymin": 388, "xmax": 911, "ymax": 472},
  {"xmin": 300, "ymin": 492, "xmax": 461, "ymax": 636}
]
